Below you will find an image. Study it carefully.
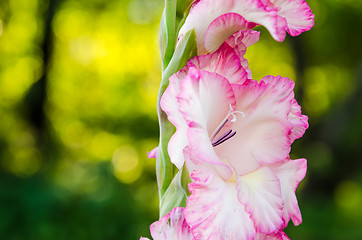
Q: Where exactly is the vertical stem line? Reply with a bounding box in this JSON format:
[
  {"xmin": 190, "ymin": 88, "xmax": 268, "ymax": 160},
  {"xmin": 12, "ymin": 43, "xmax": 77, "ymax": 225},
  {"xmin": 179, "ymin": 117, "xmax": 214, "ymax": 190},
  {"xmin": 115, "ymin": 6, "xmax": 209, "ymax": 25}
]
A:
[{"xmin": 162, "ymin": 0, "xmax": 177, "ymax": 69}]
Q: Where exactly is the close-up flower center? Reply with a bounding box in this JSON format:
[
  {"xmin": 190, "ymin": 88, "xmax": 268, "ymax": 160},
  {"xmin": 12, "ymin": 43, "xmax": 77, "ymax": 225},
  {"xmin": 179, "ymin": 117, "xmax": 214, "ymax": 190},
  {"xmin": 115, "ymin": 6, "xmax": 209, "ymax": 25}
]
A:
[{"xmin": 211, "ymin": 104, "xmax": 245, "ymax": 148}]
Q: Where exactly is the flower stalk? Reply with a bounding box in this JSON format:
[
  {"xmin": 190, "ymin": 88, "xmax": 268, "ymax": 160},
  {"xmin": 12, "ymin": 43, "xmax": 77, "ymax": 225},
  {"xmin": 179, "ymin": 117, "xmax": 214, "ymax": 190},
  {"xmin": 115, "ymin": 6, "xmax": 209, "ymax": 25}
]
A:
[{"xmin": 157, "ymin": 0, "xmax": 197, "ymax": 213}]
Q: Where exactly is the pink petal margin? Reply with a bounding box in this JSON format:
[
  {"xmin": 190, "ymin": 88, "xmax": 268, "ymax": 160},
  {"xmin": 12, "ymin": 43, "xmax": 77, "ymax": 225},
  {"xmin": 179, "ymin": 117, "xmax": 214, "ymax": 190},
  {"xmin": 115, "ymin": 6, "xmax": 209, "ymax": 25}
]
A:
[
  {"xmin": 176, "ymin": 69, "xmax": 235, "ymax": 178},
  {"xmin": 149, "ymin": 207, "xmax": 194, "ymax": 240},
  {"xmin": 160, "ymin": 70, "xmax": 189, "ymax": 169},
  {"xmin": 186, "ymin": 170, "xmax": 256, "ymax": 240},
  {"xmin": 288, "ymin": 98, "xmax": 309, "ymax": 143},
  {"xmin": 237, "ymin": 167, "xmax": 284, "ymax": 234},
  {"xmin": 225, "ymin": 30, "xmax": 260, "ymax": 79},
  {"xmin": 187, "ymin": 42, "xmax": 248, "ymax": 84},
  {"xmin": 271, "ymin": 0, "xmax": 314, "ymax": 36},
  {"xmin": 255, "ymin": 231, "xmax": 290, "ymax": 240},
  {"xmin": 204, "ymin": 12, "xmax": 256, "ymax": 53},
  {"xmin": 147, "ymin": 147, "xmax": 159, "ymax": 159},
  {"xmin": 179, "ymin": 0, "xmax": 314, "ymax": 54},
  {"xmin": 270, "ymin": 158, "xmax": 307, "ymax": 227}
]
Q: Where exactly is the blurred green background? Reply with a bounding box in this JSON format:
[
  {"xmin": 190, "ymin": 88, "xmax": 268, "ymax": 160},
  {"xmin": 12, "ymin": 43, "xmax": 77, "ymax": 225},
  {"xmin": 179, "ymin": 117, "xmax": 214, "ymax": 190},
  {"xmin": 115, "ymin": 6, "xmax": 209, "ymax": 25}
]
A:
[{"xmin": 0, "ymin": 0, "xmax": 361, "ymax": 239}]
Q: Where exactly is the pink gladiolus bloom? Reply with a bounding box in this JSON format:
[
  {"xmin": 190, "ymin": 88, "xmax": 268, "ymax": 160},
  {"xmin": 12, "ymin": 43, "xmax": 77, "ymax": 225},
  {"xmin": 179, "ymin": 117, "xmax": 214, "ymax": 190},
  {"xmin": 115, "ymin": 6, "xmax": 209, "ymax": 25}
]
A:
[
  {"xmin": 141, "ymin": 207, "xmax": 194, "ymax": 240},
  {"xmin": 141, "ymin": 206, "xmax": 293, "ymax": 239},
  {"xmin": 179, "ymin": 0, "xmax": 314, "ymax": 54},
  {"xmin": 161, "ymin": 30, "xmax": 260, "ymax": 170},
  {"xmin": 161, "ymin": 39, "xmax": 308, "ymax": 238}
]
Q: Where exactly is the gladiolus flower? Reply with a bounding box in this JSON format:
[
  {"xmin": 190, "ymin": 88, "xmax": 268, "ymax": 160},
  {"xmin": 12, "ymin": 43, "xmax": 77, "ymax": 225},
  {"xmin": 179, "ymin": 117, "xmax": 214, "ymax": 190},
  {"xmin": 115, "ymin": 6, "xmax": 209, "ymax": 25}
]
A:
[
  {"xmin": 161, "ymin": 30, "xmax": 260, "ymax": 170},
  {"xmin": 160, "ymin": 35, "xmax": 308, "ymax": 238},
  {"xmin": 179, "ymin": 0, "xmax": 314, "ymax": 54}
]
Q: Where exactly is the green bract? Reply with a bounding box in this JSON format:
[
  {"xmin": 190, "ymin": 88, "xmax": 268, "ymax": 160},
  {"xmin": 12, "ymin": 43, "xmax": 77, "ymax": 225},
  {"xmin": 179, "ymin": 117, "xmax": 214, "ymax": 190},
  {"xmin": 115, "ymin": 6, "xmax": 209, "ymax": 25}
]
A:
[{"xmin": 157, "ymin": 0, "xmax": 197, "ymax": 216}]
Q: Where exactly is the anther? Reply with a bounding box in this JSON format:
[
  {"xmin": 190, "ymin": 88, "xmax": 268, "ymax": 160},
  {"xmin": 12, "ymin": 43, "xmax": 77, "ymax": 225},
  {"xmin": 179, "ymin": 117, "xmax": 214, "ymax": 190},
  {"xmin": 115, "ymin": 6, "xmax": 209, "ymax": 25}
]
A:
[
  {"xmin": 210, "ymin": 105, "xmax": 244, "ymax": 147},
  {"xmin": 212, "ymin": 130, "xmax": 237, "ymax": 147},
  {"xmin": 211, "ymin": 119, "xmax": 228, "ymax": 141}
]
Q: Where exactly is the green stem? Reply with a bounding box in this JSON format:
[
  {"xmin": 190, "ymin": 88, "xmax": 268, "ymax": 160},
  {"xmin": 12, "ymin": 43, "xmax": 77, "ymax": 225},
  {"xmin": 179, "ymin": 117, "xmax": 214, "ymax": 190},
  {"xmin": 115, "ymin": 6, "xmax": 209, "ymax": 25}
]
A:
[
  {"xmin": 156, "ymin": 30, "xmax": 197, "ymax": 202},
  {"xmin": 162, "ymin": 0, "xmax": 177, "ymax": 70},
  {"xmin": 156, "ymin": 78, "xmax": 176, "ymax": 199}
]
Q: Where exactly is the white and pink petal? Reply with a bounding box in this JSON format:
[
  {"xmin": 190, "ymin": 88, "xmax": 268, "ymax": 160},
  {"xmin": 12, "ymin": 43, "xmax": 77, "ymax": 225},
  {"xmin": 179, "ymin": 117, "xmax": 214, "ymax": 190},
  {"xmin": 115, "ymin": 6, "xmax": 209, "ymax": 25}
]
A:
[
  {"xmin": 176, "ymin": 69, "xmax": 236, "ymax": 175},
  {"xmin": 231, "ymin": 0, "xmax": 287, "ymax": 42},
  {"xmin": 179, "ymin": 0, "xmax": 285, "ymax": 54},
  {"xmin": 149, "ymin": 207, "xmax": 194, "ymax": 240},
  {"xmin": 236, "ymin": 167, "xmax": 284, "ymax": 234},
  {"xmin": 225, "ymin": 30, "xmax": 260, "ymax": 79},
  {"xmin": 187, "ymin": 43, "xmax": 248, "ymax": 84},
  {"xmin": 225, "ymin": 30, "xmax": 260, "ymax": 58},
  {"xmin": 160, "ymin": 72, "xmax": 190, "ymax": 169},
  {"xmin": 288, "ymin": 98, "xmax": 308, "ymax": 142},
  {"xmin": 204, "ymin": 13, "xmax": 256, "ymax": 53},
  {"xmin": 271, "ymin": 0, "xmax": 314, "ymax": 36},
  {"xmin": 223, "ymin": 76, "xmax": 299, "ymax": 170},
  {"xmin": 215, "ymin": 78, "xmax": 292, "ymax": 176},
  {"xmin": 186, "ymin": 170, "xmax": 256, "ymax": 240},
  {"xmin": 270, "ymin": 158, "xmax": 307, "ymax": 227},
  {"xmin": 255, "ymin": 231, "xmax": 290, "ymax": 240}
]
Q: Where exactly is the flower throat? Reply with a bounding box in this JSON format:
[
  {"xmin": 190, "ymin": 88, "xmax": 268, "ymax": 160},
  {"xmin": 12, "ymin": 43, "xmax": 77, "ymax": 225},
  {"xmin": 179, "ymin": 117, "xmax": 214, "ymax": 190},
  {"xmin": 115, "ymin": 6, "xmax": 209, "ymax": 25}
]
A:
[{"xmin": 211, "ymin": 104, "xmax": 245, "ymax": 147}]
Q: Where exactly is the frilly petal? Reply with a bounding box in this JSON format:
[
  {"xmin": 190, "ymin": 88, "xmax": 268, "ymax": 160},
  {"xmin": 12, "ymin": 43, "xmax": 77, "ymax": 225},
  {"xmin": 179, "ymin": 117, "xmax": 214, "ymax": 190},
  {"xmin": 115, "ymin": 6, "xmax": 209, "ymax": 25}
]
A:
[
  {"xmin": 237, "ymin": 167, "xmax": 284, "ymax": 234},
  {"xmin": 149, "ymin": 207, "xmax": 194, "ymax": 240},
  {"xmin": 179, "ymin": 0, "xmax": 286, "ymax": 54},
  {"xmin": 177, "ymin": 69, "xmax": 235, "ymax": 178},
  {"xmin": 225, "ymin": 30, "xmax": 260, "ymax": 79},
  {"xmin": 227, "ymin": 76, "xmax": 297, "ymax": 169},
  {"xmin": 218, "ymin": 78, "xmax": 293, "ymax": 176},
  {"xmin": 288, "ymin": 98, "xmax": 308, "ymax": 142},
  {"xmin": 225, "ymin": 30, "xmax": 260, "ymax": 57},
  {"xmin": 160, "ymin": 72, "xmax": 190, "ymax": 169},
  {"xmin": 262, "ymin": 75, "xmax": 308, "ymax": 142},
  {"xmin": 188, "ymin": 42, "xmax": 248, "ymax": 84},
  {"xmin": 204, "ymin": 13, "xmax": 256, "ymax": 53},
  {"xmin": 269, "ymin": 158, "xmax": 307, "ymax": 227},
  {"xmin": 177, "ymin": 69, "xmax": 235, "ymax": 134},
  {"xmin": 271, "ymin": 0, "xmax": 314, "ymax": 36},
  {"xmin": 186, "ymin": 169, "xmax": 256, "ymax": 240},
  {"xmin": 255, "ymin": 231, "xmax": 290, "ymax": 240},
  {"xmin": 231, "ymin": 0, "xmax": 287, "ymax": 41}
]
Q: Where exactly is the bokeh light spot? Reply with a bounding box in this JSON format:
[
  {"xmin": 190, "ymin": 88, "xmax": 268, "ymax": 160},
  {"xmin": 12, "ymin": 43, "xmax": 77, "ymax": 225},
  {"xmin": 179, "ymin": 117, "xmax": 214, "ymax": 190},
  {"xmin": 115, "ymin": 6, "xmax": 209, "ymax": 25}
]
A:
[
  {"xmin": 304, "ymin": 67, "xmax": 329, "ymax": 116},
  {"xmin": 9, "ymin": 0, "xmax": 38, "ymax": 12},
  {"xmin": 88, "ymin": 131, "xmax": 121, "ymax": 160},
  {"xmin": 244, "ymin": 37, "xmax": 295, "ymax": 81},
  {"xmin": 307, "ymin": 141, "xmax": 333, "ymax": 170},
  {"xmin": 0, "ymin": 19, "xmax": 3, "ymax": 36},
  {"xmin": 112, "ymin": 146, "xmax": 142, "ymax": 184},
  {"xmin": 0, "ymin": 56, "xmax": 43, "ymax": 104},
  {"xmin": 11, "ymin": 147, "xmax": 42, "ymax": 177},
  {"xmin": 335, "ymin": 181, "xmax": 362, "ymax": 211},
  {"xmin": 60, "ymin": 120, "xmax": 91, "ymax": 149}
]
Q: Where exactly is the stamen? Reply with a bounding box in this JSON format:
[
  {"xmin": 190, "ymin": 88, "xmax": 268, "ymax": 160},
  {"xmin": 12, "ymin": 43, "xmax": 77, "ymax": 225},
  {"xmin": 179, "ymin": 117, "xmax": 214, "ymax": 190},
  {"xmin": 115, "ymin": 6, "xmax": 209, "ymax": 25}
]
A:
[
  {"xmin": 211, "ymin": 119, "xmax": 228, "ymax": 141},
  {"xmin": 209, "ymin": 104, "xmax": 245, "ymax": 147},
  {"xmin": 212, "ymin": 131, "xmax": 237, "ymax": 147},
  {"xmin": 212, "ymin": 129, "xmax": 232, "ymax": 146}
]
